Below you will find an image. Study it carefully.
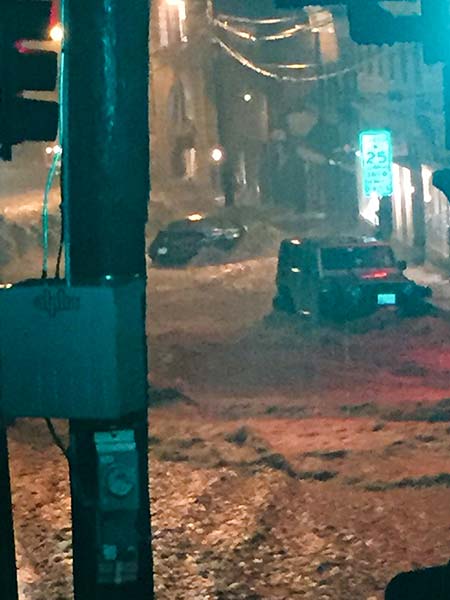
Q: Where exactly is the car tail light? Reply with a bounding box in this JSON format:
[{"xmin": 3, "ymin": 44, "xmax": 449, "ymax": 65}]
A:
[{"xmin": 362, "ymin": 270, "xmax": 388, "ymax": 279}]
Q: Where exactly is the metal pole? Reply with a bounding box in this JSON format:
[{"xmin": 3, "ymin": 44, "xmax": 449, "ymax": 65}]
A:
[
  {"xmin": 213, "ymin": 47, "xmax": 235, "ymax": 206},
  {"xmin": 0, "ymin": 424, "xmax": 18, "ymax": 600},
  {"xmin": 0, "ymin": 0, "xmax": 13, "ymax": 160},
  {"xmin": 64, "ymin": 0, "xmax": 153, "ymax": 597},
  {"xmin": 0, "ymin": 12, "xmax": 16, "ymax": 597},
  {"xmin": 443, "ymin": 64, "xmax": 450, "ymax": 151},
  {"xmin": 410, "ymin": 147, "xmax": 426, "ymax": 264}
]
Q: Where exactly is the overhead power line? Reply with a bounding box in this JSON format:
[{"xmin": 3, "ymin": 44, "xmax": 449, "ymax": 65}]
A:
[
  {"xmin": 215, "ymin": 12, "xmax": 306, "ymax": 26},
  {"xmin": 214, "ymin": 36, "xmax": 363, "ymax": 82},
  {"xmin": 209, "ymin": 1, "xmax": 333, "ymax": 43},
  {"xmin": 213, "ymin": 19, "xmax": 313, "ymax": 42},
  {"xmin": 208, "ymin": 1, "xmax": 389, "ymax": 84}
]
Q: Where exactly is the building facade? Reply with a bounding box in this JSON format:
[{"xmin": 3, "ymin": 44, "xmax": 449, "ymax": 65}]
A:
[
  {"xmin": 150, "ymin": 0, "xmax": 220, "ymax": 205},
  {"xmin": 151, "ymin": 1, "xmax": 450, "ymax": 268}
]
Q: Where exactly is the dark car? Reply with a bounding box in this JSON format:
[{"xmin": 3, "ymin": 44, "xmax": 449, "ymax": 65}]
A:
[
  {"xmin": 273, "ymin": 236, "xmax": 432, "ymax": 321},
  {"xmin": 148, "ymin": 214, "xmax": 246, "ymax": 266}
]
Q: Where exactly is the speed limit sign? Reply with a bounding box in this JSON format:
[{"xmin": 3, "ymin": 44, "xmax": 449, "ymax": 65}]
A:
[{"xmin": 359, "ymin": 130, "xmax": 393, "ymax": 197}]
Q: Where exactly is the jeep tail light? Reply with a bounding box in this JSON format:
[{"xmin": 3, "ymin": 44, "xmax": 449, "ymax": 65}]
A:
[{"xmin": 362, "ymin": 270, "xmax": 388, "ymax": 279}]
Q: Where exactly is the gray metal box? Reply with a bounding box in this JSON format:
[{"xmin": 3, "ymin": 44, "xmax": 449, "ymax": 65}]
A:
[{"xmin": 0, "ymin": 280, "xmax": 148, "ymax": 419}]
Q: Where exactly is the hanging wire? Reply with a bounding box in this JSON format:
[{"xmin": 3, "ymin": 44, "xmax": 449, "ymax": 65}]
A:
[
  {"xmin": 262, "ymin": 62, "xmax": 317, "ymax": 70},
  {"xmin": 44, "ymin": 417, "xmax": 94, "ymax": 507},
  {"xmin": 213, "ymin": 19, "xmax": 319, "ymax": 43},
  {"xmin": 215, "ymin": 12, "xmax": 305, "ymax": 26},
  {"xmin": 206, "ymin": 0, "xmax": 342, "ymax": 78},
  {"xmin": 40, "ymin": 7, "xmax": 68, "ymax": 281},
  {"xmin": 41, "ymin": 148, "xmax": 62, "ymax": 278},
  {"xmin": 45, "ymin": 417, "xmax": 69, "ymax": 458},
  {"xmin": 59, "ymin": 0, "xmax": 71, "ymax": 285},
  {"xmin": 208, "ymin": 0, "xmax": 325, "ymax": 43},
  {"xmin": 55, "ymin": 191, "xmax": 64, "ymax": 279},
  {"xmin": 213, "ymin": 35, "xmax": 371, "ymax": 83}
]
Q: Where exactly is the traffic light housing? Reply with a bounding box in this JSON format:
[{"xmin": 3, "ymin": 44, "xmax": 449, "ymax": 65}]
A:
[
  {"xmin": 275, "ymin": 0, "xmax": 421, "ymax": 45},
  {"xmin": 274, "ymin": 1, "xmax": 450, "ymax": 146},
  {"xmin": 432, "ymin": 168, "xmax": 450, "ymax": 201},
  {"xmin": 347, "ymin": 0, "xmax": 421, "ymax": 45},
  {"xmin": 421, "ymin": 0, "xmax": 450, "ymax": 64},
  {"xmin": 0, "ymin": 0, "xmax": 59, "ymax": 160}
]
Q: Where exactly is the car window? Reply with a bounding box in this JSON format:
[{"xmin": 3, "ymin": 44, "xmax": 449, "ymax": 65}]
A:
[
  {"xmin": 175, "ymin": 231, "xmax": 206, "ymax": 243},
  {"xmin": 288, "ymin": 246, "xmax": 305, "ymax": 268},
  {"xmin": 321, "ymin": 245, "xmax": 395, "ymax": 270}
]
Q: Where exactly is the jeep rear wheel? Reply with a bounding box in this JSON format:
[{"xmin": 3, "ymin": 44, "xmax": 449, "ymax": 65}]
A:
[
  {"xmin": 272, "ymin": 288, "xmax": 296, "ymax": 314},
  {"xmin": 398, "ymin": 299, "xmax": 430, "ymax": 318}
]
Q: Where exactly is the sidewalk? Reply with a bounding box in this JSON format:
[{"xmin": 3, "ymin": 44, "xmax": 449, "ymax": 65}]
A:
[{"xmin": 406, "ymin": 263, "xmax": 450, "ymax": 312}]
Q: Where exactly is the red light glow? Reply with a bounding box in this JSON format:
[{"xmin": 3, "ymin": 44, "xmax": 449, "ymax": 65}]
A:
[
  {"xmin": 15, "ymin": 40, "xmax": 29, "ymax": 54},
  {"xmin": 50, "ymin": 1, "xmax": 60, "ymax": 27},
  {"xmin": 362, "ymin": 270, "xmax": 388, "ymax": 279}
]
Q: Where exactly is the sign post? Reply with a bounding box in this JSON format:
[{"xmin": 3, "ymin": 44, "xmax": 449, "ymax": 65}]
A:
[
  {"xmin": 64, "ymin": 0, "xmax": 154, "ymax": 597},
  {"xmin": 359, "ymin": 129, "xmax": 393, "ymax": 198},
  {"xmin": 0, "ymin": 425, "xmax": 18, "ymax": 600}
]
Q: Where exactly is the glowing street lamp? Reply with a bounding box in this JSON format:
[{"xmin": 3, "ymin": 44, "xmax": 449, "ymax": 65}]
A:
[
  {"xmin": 187, "ymin": 213, "xmax": 203, "ymax": 222},
  {"xmin": 210, "ymin": 146, "xmax": 224, "ymax": 163},
  {"xmin": 243, "ymin": 93, "xmax": 252, "ymax": 103},
  {"xmin": 49, "ymin": 23, "xmax": 63, "ymax": 42}
]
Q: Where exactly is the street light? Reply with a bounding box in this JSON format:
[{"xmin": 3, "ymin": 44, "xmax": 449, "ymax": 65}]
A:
[
  {"xmin": 243, "ymin": 93, "xmax": 252, "ymax": 103},
  {"xmin": 49, "ymin": 23, "xmax": 63, "ymax": 42},
  {"xmin": 211, "ymin": 146, "xmax": 224, "ymax": 163}
]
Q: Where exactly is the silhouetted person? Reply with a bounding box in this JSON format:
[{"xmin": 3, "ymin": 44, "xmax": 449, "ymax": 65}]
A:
[{"xmin": 377, "ymin": 195, "xmax": 394, "ymax": 241}]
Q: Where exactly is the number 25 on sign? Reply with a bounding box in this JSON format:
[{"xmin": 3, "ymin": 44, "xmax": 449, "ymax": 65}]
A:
[{"xmin": 359, "ymin": 129, "xmax": 393, "ymax": 197}]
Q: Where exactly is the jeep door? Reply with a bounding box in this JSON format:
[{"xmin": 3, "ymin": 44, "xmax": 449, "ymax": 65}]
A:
[
  {"xmin": 287, "ymin": 244, "xmax": 314, "ymax": 314},
  {"xmin": 298, "ymin": 245, "xmax": 320, "ymax": 315}
]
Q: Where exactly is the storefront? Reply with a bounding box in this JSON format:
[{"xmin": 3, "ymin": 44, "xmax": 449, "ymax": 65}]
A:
[
  {"xmin": 357, "ymin": 162, "xmax": 413, "ymax": 237},
  {"xmin": 422, "ymin": 165, "xmax": 450, "ymax": 261},
  {"xmin": 391, "ymin": 163, "xmax": 415, "ymax": 249}
]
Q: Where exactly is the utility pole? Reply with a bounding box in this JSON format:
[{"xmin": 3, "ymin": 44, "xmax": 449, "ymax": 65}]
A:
[
  {"xmin": 0, "ymin": 424, "xmax": 18, "ymax": 600},
  {"xmin": 0, "ymin": 14, "xmax": 14, "ymax": 600},
  {"xmin": 212, "ymin": 43, "xmax": 235, "ymax": 206},
  {"xmin": 64, "ymin": 0, "xmax": 154, "ymax": 597},
  {"xmin": 0, "ymin": 0, "xmax": 154, "ymax": 590}
]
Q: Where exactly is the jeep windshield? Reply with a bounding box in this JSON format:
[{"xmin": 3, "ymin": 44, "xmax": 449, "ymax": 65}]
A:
[{"xmin": 321, "ymin": 245, "xmax": 395, "ymax": 270}]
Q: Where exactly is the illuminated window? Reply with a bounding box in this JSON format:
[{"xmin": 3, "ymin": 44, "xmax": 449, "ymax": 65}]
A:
[
  {"xmin": 377, "ymin": 53, "xmax": 385, "ymax": 79},
  {"xmin": 388, "ymin": 50, "xmax": 396, "ymax": 80},
  {"xmin": 308, "ymin": 8, "xmax": 338, "ymax": 63},
  {"xmin": 177, "ymin": 0, "xmax": 187, "ymax": 43},
  {"xmin": 413, "ymin": 44, "xmax": 423, "ymax": 87},
  {"xmin": 158, "ymin": 4, "xmax": 169, "ymax": 47},
  {"xmin": 163, "ymin": 0, "xmax": 187, "ymax": 45},
  {"xmin": 366, "ymin": 47, "xmax": 374, "ymax": 76},
  {"xmin": 400, "ymin": 44, "xmax": 409, "ymax": 85},
  {"xmin": 184, "ymin": 148, "xmax": 197, "ymax": 180},
  {"xmin": 422, "ymin": 165, "xmax": 433, "ymax": 204}
]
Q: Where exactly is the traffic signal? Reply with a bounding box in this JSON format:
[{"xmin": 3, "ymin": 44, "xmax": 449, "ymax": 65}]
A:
[
  {"xmin": 432, "ymin": 168, "xmax": 450, "ymax": 200},
  {"xmin": 275, "ymin": 1, "xmax": 421, "ymax": 45},
  {"xmin": 0, "ymin": 0, "xmax": 59, "ymax": 160},
  {"xmin": 347, "ymin": 0, "xmax": 421, "ymax": 45},
  {"xmin": 421, "ymin": 0, "xmax": 450, "ymax": 64}
]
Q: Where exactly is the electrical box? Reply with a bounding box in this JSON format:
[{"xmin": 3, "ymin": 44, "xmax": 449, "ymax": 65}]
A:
[
  {"xmin": 95, "ymin": 430, "xmax": 140, "ymax": 584},
  {"xmin": 0, "ymin": 279, "xmax": 148, "ymax": 420}
]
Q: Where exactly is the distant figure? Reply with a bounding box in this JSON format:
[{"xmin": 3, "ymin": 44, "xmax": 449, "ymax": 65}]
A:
[{"xmin": 377, "ymin": 195, "xmax": 393, "ymax": 241}]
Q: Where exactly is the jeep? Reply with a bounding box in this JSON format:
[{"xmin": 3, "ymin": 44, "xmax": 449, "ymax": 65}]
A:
[{"xmin": 273, "ymin": 237, "xmax": 431, "ymax": 320}]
